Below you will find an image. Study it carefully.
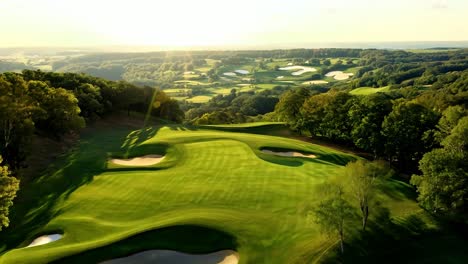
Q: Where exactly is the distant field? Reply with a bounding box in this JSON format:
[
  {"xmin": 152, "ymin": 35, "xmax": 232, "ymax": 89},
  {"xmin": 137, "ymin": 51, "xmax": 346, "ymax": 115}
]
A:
[
  {"xmin": 406, "ymin": 48, "xmax": 463, "ymax": 53},
  {"xmin": 163, "ymin": 88, "xmax": 191, "ymax": 93},
  {"xmin": 186, "ymin": 95, "xmax": 212, "ymax": 103},
  {"xmin": 350, "ymin": 86, "xmax": 391, "ymax": 95},
  {"xmin": 173, "ymin": 80, "xmax": 211, "ymax": 86}
]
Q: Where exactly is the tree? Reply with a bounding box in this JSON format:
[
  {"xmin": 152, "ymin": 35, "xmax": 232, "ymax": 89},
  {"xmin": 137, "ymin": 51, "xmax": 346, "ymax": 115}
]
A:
[
  {"xmin": 150, "ymin": 90, "xmax": 184, "ymax": 122},
  {"xmin": 345, "ymin": 160, "xmax": 392, "ymax": 230},
  {"xmin": 300, "ymin": 92, "xmax": 355, "ymax": 142},
  {"xmin": 411, "ymin": 117, "xmax": 468, "ymax": 222},
  {"xmin": 381, "ymin": 101, "xmax": 439, "ymax": 170},
  {"xmin": 274, "ymin": 87, "xmax": 311, "ymax": 128},
  {"xmin": 0, "ymin": 156, "xmax": 20, "ymax": 231},
  {"xmin": 323, "ymin": 59, "xmax": 331, "ymax": 66},
  {"xmin": 0, "ymin": 74, "xmax": 38, "ymax": 169},
  {"xmin": 349, "ymin": 93, "xmax": 393, "ymax": 158},
  {"xmin": 434, "ymin": 105, "xmax": 467, "ymax": 143},
  {"xmin": 35, "ymin": 87, "xmax": 85, "ymax": 137},
  {"xmin": 75, "ymin": 83, "xmax": 104, "ymax": 119},
  {"xmin": 313, "ymin": 183, "xmax": 355, "ymax": 254}
]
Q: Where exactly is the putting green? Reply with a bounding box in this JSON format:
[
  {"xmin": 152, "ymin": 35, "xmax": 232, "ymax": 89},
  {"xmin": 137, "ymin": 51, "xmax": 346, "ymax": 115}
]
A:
[{"xmin": 0, "ymin": 124, "xmax": 423, "ymax": 263}]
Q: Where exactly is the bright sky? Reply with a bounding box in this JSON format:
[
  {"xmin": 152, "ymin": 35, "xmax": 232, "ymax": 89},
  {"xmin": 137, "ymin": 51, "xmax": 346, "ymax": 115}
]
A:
[{"xmin": 0, "ymin": 0, "xmax": 467, "ymax": 48}]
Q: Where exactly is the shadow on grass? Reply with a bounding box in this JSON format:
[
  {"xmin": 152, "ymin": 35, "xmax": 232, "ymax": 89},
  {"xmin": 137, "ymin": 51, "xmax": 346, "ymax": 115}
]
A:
[
  {"xmin": 51, "ymin": 225, "xmax": 238, "ymax": 264},
  {"xmin": 0, "ymin": 125, "xmax": 163, "ymax": 254},
  {"xmin": 257, "ymin": 147, "xmax": 356, "ymax": 167},
  {"xmin": 168, "ymin": 124, "xmax": 198, "ymax": 131},
  {"xmin": 197, "ymin": 123, "xmax": 289, "ymax": 137},
  {"xmin": 320, "ymin": 206, "xmax": 468, "ymax": 264},
  {"xmin": 377, "ymin": 178, "xmax": 417, "ymax": 201}
]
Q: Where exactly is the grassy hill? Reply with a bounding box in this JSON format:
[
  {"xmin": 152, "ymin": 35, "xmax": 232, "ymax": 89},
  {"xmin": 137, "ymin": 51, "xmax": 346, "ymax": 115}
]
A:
[{"xmin": 0, "ymin": 122, "xmax": 463, "ymax": 263}]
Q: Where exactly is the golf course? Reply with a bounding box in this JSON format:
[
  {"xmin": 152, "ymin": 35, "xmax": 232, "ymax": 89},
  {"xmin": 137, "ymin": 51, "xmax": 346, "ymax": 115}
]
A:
[{"xmin": 0, "ymin": 121, "xmax": 448, "ymax": 264}]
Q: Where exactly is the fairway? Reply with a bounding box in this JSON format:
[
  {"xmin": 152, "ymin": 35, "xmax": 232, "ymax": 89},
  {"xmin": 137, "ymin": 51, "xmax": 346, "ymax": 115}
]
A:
[
  {"xmin": 0, "ymin": 124, "xmax": 427, "ymax": 263},
  {"xmin": 350, "ymin": 86, "xmax": 391, "ymax": 95}
]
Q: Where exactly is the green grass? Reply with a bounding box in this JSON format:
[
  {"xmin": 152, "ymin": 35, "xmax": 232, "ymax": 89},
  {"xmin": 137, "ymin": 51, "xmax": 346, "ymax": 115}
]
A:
[
  {"xmin": 194, "ymin": 66, "xmax": 212, "ymax": 73},
  {"xmin": 0, "ymin": 122, "xmax": 462, "ymax": 263},
  {"xmin": 185, "ymin": 95, "xmax": 212, "ymax": 103},
  {"xmin": 350, "ymin": 86, "xmax": 391, "ymax": 95},
  {"xmin": 183, "ymin": 74, "xmax": 200, "ymax": 79},
  {"xmin": 173, "ymin": 80, "xmax": 210, "ymax": 86}
]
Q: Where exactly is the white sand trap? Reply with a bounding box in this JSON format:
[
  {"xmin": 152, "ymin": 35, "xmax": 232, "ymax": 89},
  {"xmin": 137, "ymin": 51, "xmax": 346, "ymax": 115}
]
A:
[
  {"xmin": 279, "ymin": 66, "xmax": 317, "ymax": 76},
  {"xmin": 183, "ymin": 71, "xmax": 195, "ymax": 75},
  {"xmin": 262, "ymin": 149, "xmax": 316, "ymax": 159},
  {"xmin": 276, "ymin": 76, "xmax": 284, "ymax": 79},
  {"xmin": 27, "ymin": 234, "xmax": 62, "ymax": 247},
  {"xmin": 236, "ymin": 84, "xmax": 250, "ymax": 87},
  {"xmin": 100, "ymin": 249, "xmax": 239, "ymax": 264},
  {"xmin": 234, "ymin": 70, "xmax": 249, "ymax": 74},
  {"xmin": 111, "ymin": 155, "xmax": 165, "ymax": 166},
  {"xmin": 223, "ymin": 72, "xmax": 236, "ymax": 76},
  {"xmin": 325, "ymin": 71, "xmax": 354, "ymax": 80},
  {"xmin": 287, "ymin": 62, "xmax": 293, "ymax": 66},
  {"xmin": 302, "ymin": 80, "xmax": 329, "ymax": 85},
  {"xmin": 334, "ymin": 73, "xmax": 353, "ymax": 80}
]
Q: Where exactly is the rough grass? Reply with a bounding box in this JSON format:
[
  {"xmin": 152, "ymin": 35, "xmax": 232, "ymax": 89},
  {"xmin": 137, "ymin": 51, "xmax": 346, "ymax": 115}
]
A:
[{"xmin": 0, "ymin": 122, "xmax": 460, "ymax": 264}]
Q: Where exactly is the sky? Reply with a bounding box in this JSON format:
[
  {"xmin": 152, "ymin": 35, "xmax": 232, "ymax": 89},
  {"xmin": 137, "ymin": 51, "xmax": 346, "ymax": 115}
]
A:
[{"xmin": 0, "ymin": 0, "xmax": 467, "ymax": 48}]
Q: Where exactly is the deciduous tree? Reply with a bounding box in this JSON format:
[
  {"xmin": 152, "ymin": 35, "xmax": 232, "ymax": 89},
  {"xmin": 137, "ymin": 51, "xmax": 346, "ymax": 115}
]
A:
[
  {"xmin": 0, "ymin": 156, "xmax": 19, "ymax": 231},
  {"xmin": 345, "ymin": 160, "xmax": 392, "ymax": 230},
  {"xmin": 313, "ymin": 183, "xmax": 355, "ymax": 254}
]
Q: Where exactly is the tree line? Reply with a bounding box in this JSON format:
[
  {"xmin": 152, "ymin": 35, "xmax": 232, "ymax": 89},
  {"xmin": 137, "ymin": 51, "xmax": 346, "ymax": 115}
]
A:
[
  {"xmin": 276, "ymin": 69, "xmax": 468, "ymax": 223},
  {"xmin": 0, "ymin": 70, "xmax": 184, "ymax": 230}
]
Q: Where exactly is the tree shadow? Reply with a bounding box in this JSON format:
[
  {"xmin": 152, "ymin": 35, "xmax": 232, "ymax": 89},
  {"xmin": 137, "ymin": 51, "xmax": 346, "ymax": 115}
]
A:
[
  {"xmin": 320, "ymin": 205, "xmax": 468, "ymax": 263},
  {"xmin": 377, "ymin": 178, "xmax": 417, "ymax": 201},
  {"xmin": 0, "ymin": 124, "xmax": 163, "ymax": 253},
  {"xmin": 168, "ymin": 124, "xmax": 198, "ymax": 131},
  {"xmin": 51, "ymin": 225, "xmax": 238, "ymax": 264}
]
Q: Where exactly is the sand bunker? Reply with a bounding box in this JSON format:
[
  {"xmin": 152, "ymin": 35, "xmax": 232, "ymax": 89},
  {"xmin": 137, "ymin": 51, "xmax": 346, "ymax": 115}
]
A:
[
  {"xmin": 100, "ymin": 249, "xmax": 239, "ymax": 264},
  {"xmin": 262, "ymin": 149, "xmax": 316, "ymax": 159},
  {"xmin": 27, "ymin": 234, "xmax": 62, "ymax": 247},
  {"xmin": 302, "ymin": 80, "xmax": 329, "ymax": 85},
  {"xmin": 276, "ymin": 76, "xmax": 284, "ymax": 79},
  {"xmin": 111, "ymin": 155, "xmax": 165, "ymax": 166},
  {"xmin": 234, "ymin": 70, "xmax": 249, "ymax": 74},
  {"xmin": 279, "ymin": 66, "xmax": 317, "ymax": 76},
  {"xmin": 325, "ymin": 71, "xmax": 354, "ymax": 80},
  {"xmin": 223, "ymin": 72, "xmax": 236, "ymax": 76}
]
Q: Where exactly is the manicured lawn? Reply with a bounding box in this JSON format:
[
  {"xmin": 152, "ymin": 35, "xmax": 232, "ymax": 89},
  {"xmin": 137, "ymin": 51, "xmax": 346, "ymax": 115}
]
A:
[{"xmin": 0, "ymin": 122, "xmax": 458, "ymax": 263}]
